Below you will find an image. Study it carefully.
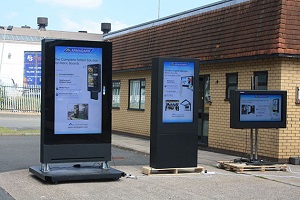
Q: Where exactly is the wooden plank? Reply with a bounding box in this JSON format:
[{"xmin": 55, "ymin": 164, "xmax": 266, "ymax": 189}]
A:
[
  {"xmin": 217, "ymin": 161, "xmax": 287, "ymax": 173},
  {"xmin": 142, "ymin": 166, "xmax": 204, "ymax": 175}
]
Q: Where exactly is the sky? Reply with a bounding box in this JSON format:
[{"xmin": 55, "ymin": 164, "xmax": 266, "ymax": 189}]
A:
[{"xmin": 0, "ymin": 0, "xmax": 219, "ymax": 34}]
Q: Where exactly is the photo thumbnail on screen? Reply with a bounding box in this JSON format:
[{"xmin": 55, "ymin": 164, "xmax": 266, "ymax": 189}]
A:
[{"xmin": 87, "ymin": 64, "xmax": 101, "ymax": 100}]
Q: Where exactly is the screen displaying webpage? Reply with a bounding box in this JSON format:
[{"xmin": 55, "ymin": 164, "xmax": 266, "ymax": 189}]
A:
[
  {"xmin": 162, "ymin": 61, "xmax": 194, "ymax": 123},
  {"xmin": 239, "ymin": 93, "xmax": 282, "ymax": 122},
  {"xmin": 54, "ymin": 46, "xmax": 102, "ymax": 134}
]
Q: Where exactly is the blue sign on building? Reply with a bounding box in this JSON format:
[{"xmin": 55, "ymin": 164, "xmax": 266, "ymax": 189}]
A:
[{"xmin": 24, "ymin": 51, "xmax": 41, "ymax": 86}]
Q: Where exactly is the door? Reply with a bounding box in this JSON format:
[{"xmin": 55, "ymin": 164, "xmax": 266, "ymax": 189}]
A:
[{"xmin": 198, "ymin": 75, "xmax": 210, "ymax": 146}]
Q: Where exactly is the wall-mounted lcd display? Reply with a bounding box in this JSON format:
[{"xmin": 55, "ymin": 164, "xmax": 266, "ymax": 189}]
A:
[
  {"xmin": 54, "ymin": 46, "xmax": 102, "ymax": 134},
  {"xmin": 162, "ymin": 62, "xmax": 194, "ymax": 123},
  {"xmin": 230, "ymin": 90, "xmax": 287, "ymax": 129}
]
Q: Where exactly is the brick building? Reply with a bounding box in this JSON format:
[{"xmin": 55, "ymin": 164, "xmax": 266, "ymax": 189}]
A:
[{"xmin": 105, "ymin": 0, "xmax": 300, "ymax": 162}]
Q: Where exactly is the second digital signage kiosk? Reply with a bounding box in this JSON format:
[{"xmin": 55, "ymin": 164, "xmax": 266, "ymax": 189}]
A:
[
  {"xmin": 151, "ymin": 57, "xmax": 199, "ymax": 168},
  {"xmin": 30, "ymin": 39, "xmax": 124, "ymax": 183}
]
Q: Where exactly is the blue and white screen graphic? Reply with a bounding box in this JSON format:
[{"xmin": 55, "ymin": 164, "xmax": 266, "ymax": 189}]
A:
[
  {"xmin": 54, "ymin": 46, "xmax": 102, "ymax": 134},
  {"xmin": 162, "ymin": 61, "xmax": 194, "ymax": 123},
  {"xmin": 240, "ymin": 94, "xmax": 282, "ymax": 122},
  {"xmin": 24, "ymin": 52, "xmax": 41, "ymax": 86}
]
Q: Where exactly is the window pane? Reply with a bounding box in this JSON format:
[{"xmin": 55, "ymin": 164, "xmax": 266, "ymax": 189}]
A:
[
  {"xmin": 112, "ymin": 88, "xmax": 120, "ymax": 108},
  {"xmin": 16, "ymin": 35, "xmax": 22, "ymax": 41},
  {"xmin": 257, "ymin": 85, "xmax": 267, "ymax": 90},
  {"xmin": 226, "ymin": 73, "xmax": 238, "ymax": 99},
  {"xmin": 113, "ymin": 81, "xmax": 120, "ymax": 88},
  {"xmin": 257, "ymin": 74, "xmax": 267, "ymax": 83},
  {"xmin": 21, "ymin": 35, "xmax": 27, "ymax": 40},
  {"xmin": 227, "ymin": 86, "xmax": 237, "ymax": 99},
  {"xmin": 228, "ymin": 75, "xmax": 237, "ymax": 84},
  {"xmin": 25, "ymin": 35, "xmax": 32, "ymax": 41},
  {"xmin": 203, "ymin": 76, "xmax": 210, "ymax": 113},
  {"xmin": 7, "ymin": 35, "xmax": 13, "ymax": 40},
  {"xmin": 140, "ymin": 87, "xmax": 145, "ymax": 109},
  {"xmin": 254, "ymin": 71, "xmax": 268, "ymax": 90},
  {"xmin": 112, "ymin": 81, "xmax": 120, "ymax": 108},
  {"xmin": 129, "ymin": 80, "xmax": 141, "ymax": 109}
]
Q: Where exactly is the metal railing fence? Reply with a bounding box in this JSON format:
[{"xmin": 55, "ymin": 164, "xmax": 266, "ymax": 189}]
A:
[{"xmin": 0, "ymin": 83, "xmax": 41, "ymax": 113}]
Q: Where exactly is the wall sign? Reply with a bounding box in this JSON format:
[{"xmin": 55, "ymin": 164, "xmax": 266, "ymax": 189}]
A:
[{"xmin": 24, "ymin": 51, "xmax": 41, "ymax": 86}]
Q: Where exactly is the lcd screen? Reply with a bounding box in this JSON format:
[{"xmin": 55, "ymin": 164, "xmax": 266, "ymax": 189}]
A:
[
  {"xmin": 162, "ymin": 61, "xmax": 194, "ymax": 123},
  {"xmin": 54, "ymin": 46, "xmax": 102, "ymax": 134},
  {"xmin": 239, "ymin": 93, "xmax": 282, "ymax": 122}
]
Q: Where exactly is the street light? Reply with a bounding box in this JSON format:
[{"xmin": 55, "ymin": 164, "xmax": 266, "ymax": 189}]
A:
[
  {"xmin": 0, "ymin": 25, "xmax": 13, "ymax": 83},
  {"xmin": 158, "ymin": 0, "xmax": 161, "ymax": 19}
]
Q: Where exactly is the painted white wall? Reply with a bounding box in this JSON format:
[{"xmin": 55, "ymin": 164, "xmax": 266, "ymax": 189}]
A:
[{"xmin": 0, "ymin": 42, "xmax": 40, "ymax": 86}]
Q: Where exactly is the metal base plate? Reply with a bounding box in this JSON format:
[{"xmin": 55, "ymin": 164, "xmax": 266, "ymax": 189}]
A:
[{"xmin": 29, "ymin": 164, "xmax": 125, "ymax": 183}]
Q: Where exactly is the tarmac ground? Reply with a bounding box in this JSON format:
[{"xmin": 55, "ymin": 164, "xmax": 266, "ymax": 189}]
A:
[{"xmin": 0, "ymin": 134, "xmax": 299, "ymax": 200}]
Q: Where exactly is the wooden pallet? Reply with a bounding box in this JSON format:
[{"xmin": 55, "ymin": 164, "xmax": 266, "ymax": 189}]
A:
[
  {"xmin": 142, "ymin": 166, "xmax": 204, "ymax": 175},
  {"xmin": 218, "ymin": 161, "xmax": 287, "ymax": 173}
]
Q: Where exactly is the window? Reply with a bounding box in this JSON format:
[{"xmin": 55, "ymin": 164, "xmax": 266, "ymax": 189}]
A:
[
  {"xmin": 112, "ymin": 80, "xmax": 120, "ymax": 108},
  {"xmin": 128, "ymin": 79, "xmax": 145, "ymax": 110},
  {"xmin": 254, "ymin": 71, "xmax": 268, "ymax": 90},
  {"xmin": 226, "ymin": 73, "xmax": 238, "ymax": 99}
]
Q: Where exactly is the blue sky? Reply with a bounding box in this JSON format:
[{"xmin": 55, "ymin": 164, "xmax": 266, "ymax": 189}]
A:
[{"xmin": 0, "ymin": 0, "xmax": 219, "ymax": 33}]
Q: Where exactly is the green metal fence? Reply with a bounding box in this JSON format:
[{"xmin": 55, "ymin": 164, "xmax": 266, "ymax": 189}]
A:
[{"xmin": 0, "ymin": 83, "xmax": 41, "ymax": 113}]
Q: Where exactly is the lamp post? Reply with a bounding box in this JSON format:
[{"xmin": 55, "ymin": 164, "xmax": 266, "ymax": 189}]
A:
[
  {"xmin": 158, "ymin": 0, "xmax": 161, "ymax": 19},
  {"xmin": 0, "ymin": 25, "xmax": 13, "ymax": 82}
]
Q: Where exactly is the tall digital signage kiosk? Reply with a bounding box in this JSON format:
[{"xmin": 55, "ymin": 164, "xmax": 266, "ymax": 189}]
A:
[
  {"xmin": 30, "ymin": 39, "xmax": 124, "ymax": 183},
  {"xmin": 151, "ymin": 57, "xmax": 199, "ymax": 168}
]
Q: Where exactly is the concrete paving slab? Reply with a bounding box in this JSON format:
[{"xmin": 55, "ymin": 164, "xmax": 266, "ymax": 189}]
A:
[
  {"xmin": 0, "ymin": 165, "xmax": 299, "ymax": 200},
  {"xmin": 0, "ymin": 132, "xmax": 299, "ymax": 199}
]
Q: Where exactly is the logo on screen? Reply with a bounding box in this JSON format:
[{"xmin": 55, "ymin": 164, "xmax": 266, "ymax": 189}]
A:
[{"xmin": 64, "ymin": 48, "xmax": 93, "ymax": 53}]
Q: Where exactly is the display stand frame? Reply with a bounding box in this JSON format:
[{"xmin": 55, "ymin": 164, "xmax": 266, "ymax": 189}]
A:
[{"xmin": 30, "ymin": 39, "xmax": 124, "ymax": 183}]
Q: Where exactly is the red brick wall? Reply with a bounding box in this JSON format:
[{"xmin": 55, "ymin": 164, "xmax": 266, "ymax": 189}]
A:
[
  {"xmin": 278, "ymin": 0, "xmax": 300, "ymax": 54},
  {"xmin": 107, "ymin": 0, "xmax": 300, "ymax": 71}
]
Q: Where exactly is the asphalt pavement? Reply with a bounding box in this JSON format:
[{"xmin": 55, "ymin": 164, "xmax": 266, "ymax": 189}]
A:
[
  {"xmin": 0, "ymin": 112, "xmax": 40, "ymax": 130},
  {"xmin": 0, "ymin": 112, "xmax": 300, "ymax": 199},
  {"xmin": 0, "ymin": 135, "xmax": 149, "ymax": 173},
  {"xmin": 0, "ymin": 134, "xmax": 299, "ymax": 200}
]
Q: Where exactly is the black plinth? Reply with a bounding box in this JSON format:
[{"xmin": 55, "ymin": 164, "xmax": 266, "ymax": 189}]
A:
[{"xmin": 29, "ymin": 165, "xmax": 125, "ymax": 183}]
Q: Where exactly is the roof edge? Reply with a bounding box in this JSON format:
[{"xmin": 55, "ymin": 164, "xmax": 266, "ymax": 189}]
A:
[
  {"xmin": 201, "ymin": 54, "xmax": 300, "ymax": 64},
  {"xmin": 104, "ymin": 0, "xmax": 249, "ymax": 39},
  {"xmin": 112, "ymin": 54, "xmax": 300, "ymax": 72}
]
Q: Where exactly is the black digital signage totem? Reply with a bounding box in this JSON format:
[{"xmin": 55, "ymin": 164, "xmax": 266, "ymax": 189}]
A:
[
  {"xmin": 151, "ymin": 57, "xmax": 199, "ymax": 169},
  {"xmin": 29, "ymin": 39, "xmax": 124, "ymax": 183}
]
